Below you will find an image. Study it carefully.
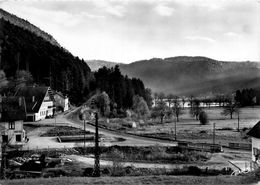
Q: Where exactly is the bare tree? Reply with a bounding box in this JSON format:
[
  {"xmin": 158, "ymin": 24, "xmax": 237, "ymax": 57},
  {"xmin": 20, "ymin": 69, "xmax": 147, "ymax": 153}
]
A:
[
  {"xmin": 172, "ymin": 97, "xmax": 183, "ymax": 122},
  {"xmin": 190, "ymin": 99, "xmax": 202, "ymax": 120},
  {"xmin": 188, "ymin": 95, "xmax": 194, "ymax": 108},
  {"xmin": 221, "ymin": 101, "xmax": 240, "ymax": 119}
]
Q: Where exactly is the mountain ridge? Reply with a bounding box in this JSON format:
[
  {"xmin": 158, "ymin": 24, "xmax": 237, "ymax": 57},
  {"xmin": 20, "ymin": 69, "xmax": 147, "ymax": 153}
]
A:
[{"xmin": 86, "ymin": 57, "xmax": 260, "ymax": 96}]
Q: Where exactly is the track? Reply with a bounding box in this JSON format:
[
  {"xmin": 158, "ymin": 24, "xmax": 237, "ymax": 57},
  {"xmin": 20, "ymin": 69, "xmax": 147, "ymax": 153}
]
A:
[{"xmin": 64, "ymin": 108, "xmax": 178, "ymax": 147}]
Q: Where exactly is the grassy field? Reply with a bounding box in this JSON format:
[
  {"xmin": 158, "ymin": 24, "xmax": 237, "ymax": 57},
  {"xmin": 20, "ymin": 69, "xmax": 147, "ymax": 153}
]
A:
[
  {"xmin": 127, "ymin": 107, "xmax": 260, "ymax": 145},
  {"xmin": 0, "ymin": 175, "xmax": 257, "ymax": 185}
]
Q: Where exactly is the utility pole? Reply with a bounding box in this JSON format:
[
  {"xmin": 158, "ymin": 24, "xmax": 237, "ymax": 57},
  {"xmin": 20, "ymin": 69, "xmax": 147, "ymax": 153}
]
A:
[
  {"xmin": 237, "ymin": 111, "xmax": 240, "ymax": 132},
  {"xmin": 83, "ymin": 118, "xmax": 86, "ymax": 150},
  {"xmin": 174, "ymin": 116, "xmax": 177, "ymax": 140},
  {"xmin": 213, "ymin": 122, "xmax": 216, "ymax": 145},
  {"xmin": 93, "ymin": 112, "xmax": 100, "ymax": 177}
]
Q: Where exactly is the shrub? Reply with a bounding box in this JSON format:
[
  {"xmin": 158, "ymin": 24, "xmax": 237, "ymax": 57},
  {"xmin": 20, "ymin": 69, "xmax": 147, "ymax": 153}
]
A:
[
  {"xmin": 188, "ymin": 166, "xmax": 202, "ymax": 175},
  {"xmin": 199, "ymin": 111, "xmax": 208, "ymax": 125},
  {"xmin": 108, "ymin": 149, "xmax": 126, "ymax": 176}
]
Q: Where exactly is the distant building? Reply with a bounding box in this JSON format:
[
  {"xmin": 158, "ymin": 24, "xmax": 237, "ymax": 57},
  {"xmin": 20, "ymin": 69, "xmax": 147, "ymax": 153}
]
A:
[
  {"xmin": 0, "ymin": 96, "xmax": 27, "ymax": 146},
  {"xmin": 53, "ymin": 91, "xmax": 69, "ymax": 112},
  {"xmin": 15, "ymin": 86, "xmax": 55, "ymax": 121},
  {"xmin": 247, "ymin": 121, "xmax": 260, "ymax": 162}
]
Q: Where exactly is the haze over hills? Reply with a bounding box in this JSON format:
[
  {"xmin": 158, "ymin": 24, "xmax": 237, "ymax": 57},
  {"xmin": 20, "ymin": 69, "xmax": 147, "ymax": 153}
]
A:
[{"xmin": 87, "ymin": 57, "xmax": 260, "ymax": 96}]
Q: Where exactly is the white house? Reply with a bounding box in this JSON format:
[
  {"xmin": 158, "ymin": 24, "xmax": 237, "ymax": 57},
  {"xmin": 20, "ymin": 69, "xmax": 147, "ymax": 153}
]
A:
[
  {"xmin": 15, "ymin": 86, "xmax": 55, "ymax": 121},
  {"xmin": 0, "ymin": 97, "xmax": 27, "ymax": 147},
  {"xmin": 53, "ymin": 91, "xmax": 69, "ymax": 112},
  {"xmin": 247, "ymin": 121, "xmax": 260, "ymax": 162}
]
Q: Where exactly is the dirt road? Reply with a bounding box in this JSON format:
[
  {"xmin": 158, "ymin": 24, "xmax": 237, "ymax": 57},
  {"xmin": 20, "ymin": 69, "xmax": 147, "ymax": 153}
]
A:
[{"xmin": 23, "ymin": 108, "xmax": 178, "ymax": 150}]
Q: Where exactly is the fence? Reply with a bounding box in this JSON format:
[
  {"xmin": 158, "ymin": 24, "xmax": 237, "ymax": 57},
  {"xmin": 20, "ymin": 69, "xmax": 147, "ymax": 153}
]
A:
[{"xmin": 228, "ymin": 142, "xmax": 251, "ymax": 150}]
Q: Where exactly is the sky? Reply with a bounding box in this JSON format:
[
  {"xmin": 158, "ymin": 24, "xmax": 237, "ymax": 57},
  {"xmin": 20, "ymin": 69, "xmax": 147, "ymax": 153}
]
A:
[{"xmin": 0, "ymin": 0, "xmax": 260, "ymax": 63}]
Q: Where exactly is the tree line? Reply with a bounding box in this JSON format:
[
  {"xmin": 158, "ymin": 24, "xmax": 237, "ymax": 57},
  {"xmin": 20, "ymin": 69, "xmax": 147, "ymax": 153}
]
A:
[
  {"xmin": 89, "ymin": 65, "xmax": 152, "ymax": 116},
  {"xmin": 235, "ymin": 88, "xmax": 259, "ymax": 107}
]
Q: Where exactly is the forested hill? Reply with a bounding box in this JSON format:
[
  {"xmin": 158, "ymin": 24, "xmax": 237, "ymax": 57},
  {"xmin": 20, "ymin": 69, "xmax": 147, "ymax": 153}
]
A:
[
  {"xmin": 119, "ymin": 56, "xmax": 260, "ymax": 95},
  {"xmin": 0, "ymin": 11, "xmax": 91, "ymax": 104},
  {"xmin": 85, "ymin": 60, "xmax": 121, "ymax": 71},
  {"xmin": 0, "ymin": 9, "xmax": 150, "ymax": 108},
  {"xmin": 0, "ymin": 9, "xmax": 60, "ymax": 47}
]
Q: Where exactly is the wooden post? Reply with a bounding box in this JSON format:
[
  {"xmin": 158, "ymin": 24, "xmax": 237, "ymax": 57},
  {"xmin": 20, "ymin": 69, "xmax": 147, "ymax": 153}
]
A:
[
  {"xmin": 174, "ymin": 116, "xmax": 177, "ymax": 140},
  {"xmin": 213, "ymin": 123, "xmax": 216, "ymax": 145},
  {"xmin": 237, "ymin": 111, "xmax": 240, "ymax": 132},
  {"xmin": 93, "ymin": 112, "xmax": 100, "ymax": 177},
  {"xmin": 84, "ymin": 119, "xmax": 86, "ymax": 151}
]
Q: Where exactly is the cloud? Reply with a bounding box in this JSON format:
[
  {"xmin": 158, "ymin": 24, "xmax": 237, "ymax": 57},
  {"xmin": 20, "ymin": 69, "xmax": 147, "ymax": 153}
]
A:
[
  {"xmin": 224, "ymin": 32, "xmax": 242, "ymax": 39},
  {"xmin": 154, "ymin": 4, "xmax": 175, "ymax": 17},
  {"xmin": 105, "ymin": 5, "xmax": 126, "ymax": 17},
  {"xmin": 185, "ymin": 36, "xmax": 216, "ymax": 43},
  {"xmin": 91, "ymin": 0, "xmax": 127, "ymax": 17},
  {"xmin": 0, "ymin": 0, "xmax": 259, "ymax": 62}
]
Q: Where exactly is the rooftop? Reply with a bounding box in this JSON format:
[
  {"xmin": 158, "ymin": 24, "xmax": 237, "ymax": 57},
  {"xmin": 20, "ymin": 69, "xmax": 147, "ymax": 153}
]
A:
[
  {"xmin": 247, "ymin": 121, "xmax": 260, "ymax": 139},
  {"xmin": 0, "ymin": 96, "xmax": 26, "ymax": 122}
]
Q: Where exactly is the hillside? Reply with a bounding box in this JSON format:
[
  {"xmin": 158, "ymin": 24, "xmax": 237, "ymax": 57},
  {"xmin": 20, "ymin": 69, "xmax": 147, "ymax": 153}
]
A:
[
  {"xmin": 0, "ymin": 9, "xmax": 60, "ymax": 47},
  {"xmin": 119, "ymin": 56, "xmax": 260, "ymax": 95},
  {"xmin": 85, "ymin": 60, "xmax": 121, "ymax": 71},
  {"xmin": 0, "ymin": 9, "xmax": 91, "ymax": 104}
]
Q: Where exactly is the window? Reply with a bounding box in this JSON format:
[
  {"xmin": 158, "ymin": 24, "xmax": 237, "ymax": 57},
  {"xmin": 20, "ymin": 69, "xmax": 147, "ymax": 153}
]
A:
[
  {"xmin": 2, "ymin": 135, "xmax": 8, "ymax": 143},
  {"xmin": 9, "ymin": 122, "xmax": 15, "ymax": 129},
  {"xmin": 253, "ymin": 148, "xmax": 260, "ymax": 155},
  {"xmin": 16, "ymin": 134, "xmax": 22, "ymax": 142}
]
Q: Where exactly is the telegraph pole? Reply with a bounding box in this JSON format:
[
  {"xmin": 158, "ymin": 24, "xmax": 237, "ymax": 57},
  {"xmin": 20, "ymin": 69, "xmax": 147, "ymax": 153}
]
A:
[
  {"xmin": 174, "ymin": 116, "xmax": 177, "ymax": 140},
  {"xmin": 93, "ymin": 112, "xmax": 100, "ymax": 177},
  {"xmin": 237, "ymin": 111, "xmax": 240, "ymax": 132},
  {"xmin": 83, "ymin": 119, "xmax": 86, "ymax": 150},
  {"xmin": 213, "ymin": 122, "xmax": 216, "ymax": 145}
]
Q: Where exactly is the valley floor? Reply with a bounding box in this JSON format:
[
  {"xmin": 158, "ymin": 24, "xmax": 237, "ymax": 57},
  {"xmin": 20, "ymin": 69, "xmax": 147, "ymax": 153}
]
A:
[{"xmin": 0, "ymin": 175, "xmax": 258, "ymax": 185}]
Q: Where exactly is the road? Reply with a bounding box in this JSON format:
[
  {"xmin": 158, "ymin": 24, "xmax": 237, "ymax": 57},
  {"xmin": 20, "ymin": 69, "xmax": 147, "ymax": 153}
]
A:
[
  {"xmin": 23, "ymin": 108, "xmax": 177, "ymax": 150},
  {"xmin": 66, "ymin": 108, "xmax": 178, "ymax": 146}
]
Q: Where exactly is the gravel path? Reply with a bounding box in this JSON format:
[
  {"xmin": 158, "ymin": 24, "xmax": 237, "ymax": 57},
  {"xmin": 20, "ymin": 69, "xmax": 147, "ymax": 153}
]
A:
[{"xmin": 22, "ymin": 108, "xmax": 178, "ymax": 150}]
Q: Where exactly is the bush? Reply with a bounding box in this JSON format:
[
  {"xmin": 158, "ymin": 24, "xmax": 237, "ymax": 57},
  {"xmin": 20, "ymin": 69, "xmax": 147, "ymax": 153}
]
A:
[
  {"xmin": 108, "ymin": 149, "xmax": 126, "ymax": 176},
  {"xmin": 188, "ymin": 166, "xmax": 202, "ymax": 175},
  {"xmin": 199, "ymin": 111, "xmax": 208, "ymax": 125}
]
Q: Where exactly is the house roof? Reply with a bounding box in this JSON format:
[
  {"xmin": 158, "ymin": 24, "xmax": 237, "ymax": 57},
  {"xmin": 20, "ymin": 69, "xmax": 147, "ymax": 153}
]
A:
[
  {"xmin": 247, "ymin": 121, "xmax": 260, "ymax": 139},
  {"xmin": 54, "ymin": 91, "xmax": 66, "ymax": 99},
  {"xmin": 0, "ymin": 96, "xmax": 26, "ymax": 122},
  {"xmin": 15, "ymin": 86, "xmax": 52, "ymax": 113}
]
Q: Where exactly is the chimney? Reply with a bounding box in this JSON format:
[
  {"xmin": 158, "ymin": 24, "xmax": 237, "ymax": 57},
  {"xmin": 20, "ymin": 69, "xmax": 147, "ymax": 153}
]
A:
[{"xmin": 32, "ymin": 96, "xmax": 35, "ymax": 102}]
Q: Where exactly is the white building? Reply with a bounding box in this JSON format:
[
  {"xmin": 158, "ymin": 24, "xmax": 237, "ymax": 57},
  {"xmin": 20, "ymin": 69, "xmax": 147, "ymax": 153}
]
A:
[
  {"xmin": 247, "ymin": 121, "xmax": 260, "ymax": 162},
  {"xmin": 16, "ymin": 86, "xmax": 55, "ymax": 121}
]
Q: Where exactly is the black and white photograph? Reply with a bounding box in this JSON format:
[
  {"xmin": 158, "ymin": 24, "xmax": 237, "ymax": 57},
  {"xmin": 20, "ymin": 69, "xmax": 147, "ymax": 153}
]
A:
[{"xmin": 0, "ymin": 0, "xmax": 260, "ymax": 184}]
